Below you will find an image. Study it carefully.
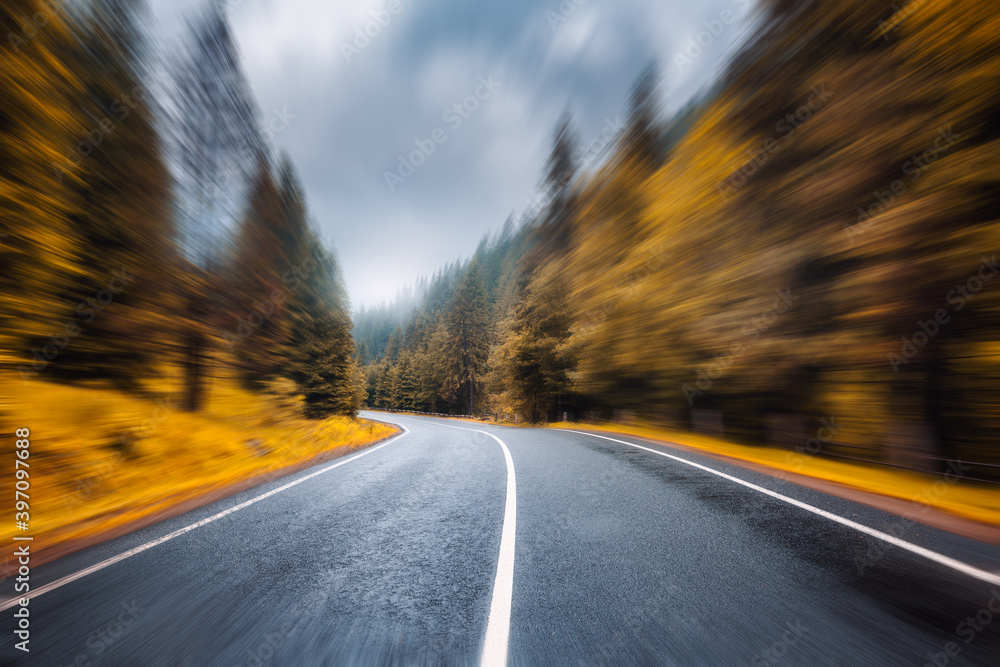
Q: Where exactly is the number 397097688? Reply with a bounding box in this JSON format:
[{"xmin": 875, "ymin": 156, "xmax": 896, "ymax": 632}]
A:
[{"xmin": 14, "ymin": 428, "xmax": 29, "ymax": 530}]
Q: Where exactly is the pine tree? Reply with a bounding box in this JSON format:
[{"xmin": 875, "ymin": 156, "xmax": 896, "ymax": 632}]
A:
[
  {"xmin": 292, "ymin": 309, "xmax": 358, "ymax": 418},
  {"xmin": 355, "ymin": 338, "xmax": 371, "ymax": 366},
  {"xmin": 395, "ymin": 352, "xmax": 417, "ymax": 410},
  {"xmin": 489, "ymin": 263, "xmax": 574, "ymax": 422},
  {"xmin": 441, "ymin": 261, "xmax": 489, "ymax": 413},
  {"xmin": 413, "ymin": 339, "xmax": 443, "ymax": 412},
  {"xmin": 373, "ymin": 359, "xmax": 394, "ymax": 408},
  {"xmin": 525, "ymin": 111, "xmax": 579, "ymax": 272},
  {"xmin": 288, "ymin": 244, "xmax": 359, "ymax": 418},
  {"xmin": 226, "ymin": 153, "xmax": 290, "ymax": 387},
  {"xmin": 170, "ymin": 2, "xmax": 263, "ymax": 410},
  {"xmin": 621, "ymin": 59, "xmax": 662, "ymax": 168}
]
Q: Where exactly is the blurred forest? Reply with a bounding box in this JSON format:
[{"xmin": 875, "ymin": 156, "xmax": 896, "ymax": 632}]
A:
[
  {"xmin": 1, "ymin": 0, "xmax": 361, "ymax": 418},
  {"xmin": 354, "ymin": 0, "xmax": 1000, "ymax": 480}
]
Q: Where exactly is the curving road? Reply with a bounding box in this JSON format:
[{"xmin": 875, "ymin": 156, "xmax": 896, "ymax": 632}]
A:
[{"xmin": 3, "ymin": 412, "xmax": 1000, "ymax": 665}]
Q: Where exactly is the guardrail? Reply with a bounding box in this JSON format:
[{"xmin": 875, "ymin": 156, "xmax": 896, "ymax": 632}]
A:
[
  {"xmin": 816, "ymin": 442, "xmax": 1000, "ymax": 486},
  {"xmin": 365, "ymin": 407, "xmax": 482, "ymax": 420}
]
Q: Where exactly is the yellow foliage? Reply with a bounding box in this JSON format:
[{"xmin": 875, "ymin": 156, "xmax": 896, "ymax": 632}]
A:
[{"xmin": 0, "ymin": 371, "xmax": 396, "ymax": 553}]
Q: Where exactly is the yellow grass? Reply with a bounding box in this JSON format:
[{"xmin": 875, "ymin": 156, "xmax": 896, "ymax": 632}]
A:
[
  {"xmin": 0, "ymin": 373, "xmax": 397, "ymax": 552},
  {"xmin": 548, "ymin": 421, "xmax": 1000, "ymax": 527}
]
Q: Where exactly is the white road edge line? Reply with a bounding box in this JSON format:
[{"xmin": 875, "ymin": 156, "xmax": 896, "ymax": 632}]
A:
[
  {"xmin": 0, "ymin": 425, "xmax": 410, "ymax": 612},
  {"xmin": 560, "ymin": 429, "xmax": 1000, "ymax": 587},
  {"xmin": 425, "ymin": 420, "xmax": 516, "ymax": 667}
]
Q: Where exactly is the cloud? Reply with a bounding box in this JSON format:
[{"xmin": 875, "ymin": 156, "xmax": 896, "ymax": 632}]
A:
[{"xmin": 145, "ymin": 0, "xmax": 759, "ymax": 307}]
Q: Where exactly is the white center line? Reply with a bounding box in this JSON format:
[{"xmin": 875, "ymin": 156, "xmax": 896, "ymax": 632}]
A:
[
  {"xmin": 422, "ymin": 419, "xmax": 516, "ymax": 667},
  {"xmin": 561, "ymin": 429, "xmax": 1000, "ymax": 587},
  {"xmin": 0, "ymin": 426, "xmax": 410, "ymax": 611}
]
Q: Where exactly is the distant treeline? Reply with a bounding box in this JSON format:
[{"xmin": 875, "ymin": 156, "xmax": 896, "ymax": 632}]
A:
[{"xmin": 354, "ymin": 0, "xmax": 1000, "ymax": 478}]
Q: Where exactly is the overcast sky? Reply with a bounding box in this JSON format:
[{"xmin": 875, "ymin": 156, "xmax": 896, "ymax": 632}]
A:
[{"xmin": 147, "ymin": 0, "xmax": 757, "ymax": 309}]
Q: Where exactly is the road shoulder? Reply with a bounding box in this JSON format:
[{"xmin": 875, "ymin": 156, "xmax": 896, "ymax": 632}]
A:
[{"xmin": 551, "ymin": 423, "xmax": 1000, "ymax": 546}]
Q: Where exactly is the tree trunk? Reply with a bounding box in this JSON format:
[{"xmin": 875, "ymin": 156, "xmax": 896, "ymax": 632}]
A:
[{"xmin": 467, "ymin": 375, "xmax": 474, "ymax": 415}]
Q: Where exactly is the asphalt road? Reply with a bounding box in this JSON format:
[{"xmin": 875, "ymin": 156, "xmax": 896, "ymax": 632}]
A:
[{"xmin": 3, "ymin": 411, "xmax": 1000, "ymax": 666}]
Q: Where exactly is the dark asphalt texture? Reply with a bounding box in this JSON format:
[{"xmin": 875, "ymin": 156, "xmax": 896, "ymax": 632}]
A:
[{"xmin": 2, "ymin": 411, "xmax": 999, "ymax": 666}]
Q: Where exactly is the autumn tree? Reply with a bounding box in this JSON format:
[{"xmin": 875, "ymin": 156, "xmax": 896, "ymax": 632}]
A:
[
  {"xmin": 441, "ymin": 261, "xmax": 489, "ymax": 414},
  {"xmin": 226, "ymin": 154, "xmax": 292, "ymax": 387},
  {"xmin": 525, "ymin": 111, "xmax": 579, "ymax": 273},
  {"xmin": 488, "ymin": 263, "xmax": 574, "ymax": 422},
  {"xmin": 287, "ymin": 240, "xmax": 359, "ymax": 418},
  {"xmin": 170, "ymin": 2, "xmax": 263, "ymax": 410},
  {"xmin": 51, "ymin": 0, "xmax": 177, "ymax": 388},
  {"xmin": 1, "ymin": 0, "xmax": 88, "ymax": 376}
]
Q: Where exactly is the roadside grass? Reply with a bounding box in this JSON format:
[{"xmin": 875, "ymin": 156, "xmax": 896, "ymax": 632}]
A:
[
  {"xmin": 547, "ymin": 421, "xmax": 1000, "ymax": 527},
  {"xmin": 0, "ymin": 372, "xmax": 397, "ymax": 561}
]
